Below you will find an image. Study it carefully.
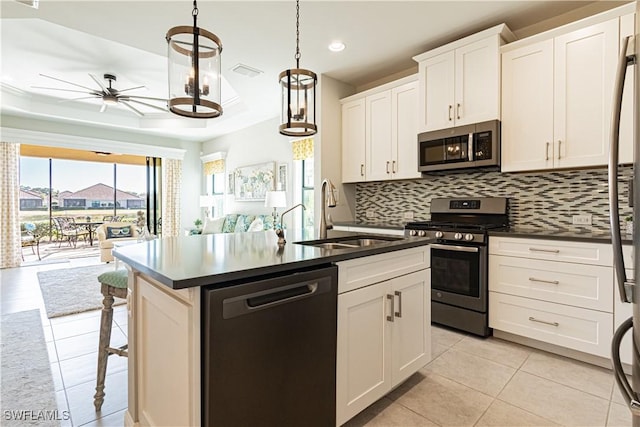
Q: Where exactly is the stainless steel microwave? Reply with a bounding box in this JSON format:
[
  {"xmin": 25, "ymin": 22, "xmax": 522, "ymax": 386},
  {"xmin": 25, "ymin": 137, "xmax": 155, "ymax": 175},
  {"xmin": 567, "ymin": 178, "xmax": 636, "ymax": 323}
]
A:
[{"xmin": 418, "ymin": 120, "xmax": 500, "ymax": 172}]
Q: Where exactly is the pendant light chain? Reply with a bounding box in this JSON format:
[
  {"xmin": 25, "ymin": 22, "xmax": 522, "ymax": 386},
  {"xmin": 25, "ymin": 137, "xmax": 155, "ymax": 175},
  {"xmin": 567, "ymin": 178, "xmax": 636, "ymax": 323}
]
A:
[
  {"xmin": 192, "ymin": 0, "xmax": 198, "ymax": 26},
  {"xmin": 295, "ymin": 0, "xmax": 300, "ymax": 68}
]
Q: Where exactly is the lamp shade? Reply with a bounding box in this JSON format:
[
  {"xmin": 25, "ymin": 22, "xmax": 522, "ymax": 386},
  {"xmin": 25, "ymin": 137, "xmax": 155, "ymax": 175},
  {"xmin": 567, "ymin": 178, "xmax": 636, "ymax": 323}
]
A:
[{"xmin": 264, "ymin": 191, "xmax": 287, "ymax": 208}]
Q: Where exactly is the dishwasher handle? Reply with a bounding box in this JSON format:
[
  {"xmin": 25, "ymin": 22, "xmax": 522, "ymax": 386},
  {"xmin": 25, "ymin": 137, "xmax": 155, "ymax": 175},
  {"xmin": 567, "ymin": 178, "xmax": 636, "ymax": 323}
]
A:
[{"xmin": 223, "ymin": 277, "xmax": 332, "ymax": 319}]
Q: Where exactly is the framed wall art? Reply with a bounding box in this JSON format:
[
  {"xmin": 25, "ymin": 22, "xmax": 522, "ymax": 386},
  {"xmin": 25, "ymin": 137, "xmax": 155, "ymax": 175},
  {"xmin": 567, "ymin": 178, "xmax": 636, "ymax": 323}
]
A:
[
  {"xmin": 277, "ymin": 163, "xmax": 288, "ymax": 191},
  {"xmin": 233, "ymin": 162, "xmax": 275, "ymax": 201}
]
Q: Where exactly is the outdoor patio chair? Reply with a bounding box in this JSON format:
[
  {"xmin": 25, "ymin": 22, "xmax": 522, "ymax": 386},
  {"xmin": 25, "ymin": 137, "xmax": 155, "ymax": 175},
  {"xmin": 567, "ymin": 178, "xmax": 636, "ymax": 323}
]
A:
[
  {"xmin": 102, "ymin": 215, "xmax": 121, "ymax": 222},
  {"xmin": 52, "ymin": 216, "xmax": 89, "ymax": 248},
  {"xmin": 20, "ymin": 222, "xmax": 41, "ymax": 260}
]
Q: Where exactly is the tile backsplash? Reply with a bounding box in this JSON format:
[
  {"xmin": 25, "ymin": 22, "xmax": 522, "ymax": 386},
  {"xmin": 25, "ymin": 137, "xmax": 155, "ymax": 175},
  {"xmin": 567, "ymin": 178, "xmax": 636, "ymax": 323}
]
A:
[{"xmin": 355, "ymin": 166, "xmax": 633, "ymax": 232}]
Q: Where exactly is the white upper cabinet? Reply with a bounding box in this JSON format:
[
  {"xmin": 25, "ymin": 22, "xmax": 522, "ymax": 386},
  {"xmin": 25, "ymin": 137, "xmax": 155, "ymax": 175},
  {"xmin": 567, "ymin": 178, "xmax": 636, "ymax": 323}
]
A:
[
  {"xmin": 341, "ymin": 98, "xmax": 366, "ymax": 183},
  {"xmin": 501, "ymin": 5, "xmax": 636, "ymax": 172},
  {"xmin": 413, "ymin": 24, "xmax": 514, "ymax": 133},
  {"xmin": 341, "ymin": 75, "xmax": 420, "ymax": 183}
]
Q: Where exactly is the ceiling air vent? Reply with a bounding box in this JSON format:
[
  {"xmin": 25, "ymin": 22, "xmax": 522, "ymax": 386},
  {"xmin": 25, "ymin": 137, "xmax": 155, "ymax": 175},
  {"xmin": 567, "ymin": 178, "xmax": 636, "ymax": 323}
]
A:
[
  {"xmin": 15, "ymin": 0, "xmax": 39, "ymax": 9},
  {"xmin": 230, "ymin": 64, "xmax": 263, "ymax": 78}
]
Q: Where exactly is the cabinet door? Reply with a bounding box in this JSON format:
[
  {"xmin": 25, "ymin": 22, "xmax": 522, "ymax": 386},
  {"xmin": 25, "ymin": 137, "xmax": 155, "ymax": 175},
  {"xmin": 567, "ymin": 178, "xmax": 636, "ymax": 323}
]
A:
[
  {"xmin": 391, "ymin": 270, "xmax": 431, "ymax": 386},
  {"xmin": 501, "ymin": 39, "xmax": 554, "ymax": 172},
  {"xmin": 454, "ymin": 36, "xmax": 501, "ymax": 126},
  {"xmin": 418, "ymin": 50, "xmax": 454, "ymax": 132},
  {"xmin": 336, "ymin": 282, "xmax": 392, "ymax": 426},
  {"xmin": 365, "ymin": 91, "xmax": 393, "ymax": 181},
  {"xmin": 341, "ymin": 98, "xmax": 366, "ymax": 183},
  {"xmin": 554, "ymin": 19, "xmax": 618, "ymax": 169},
  {"xmin": 391, "ymin": 80, "xmax": 421, "ymax": 180}
]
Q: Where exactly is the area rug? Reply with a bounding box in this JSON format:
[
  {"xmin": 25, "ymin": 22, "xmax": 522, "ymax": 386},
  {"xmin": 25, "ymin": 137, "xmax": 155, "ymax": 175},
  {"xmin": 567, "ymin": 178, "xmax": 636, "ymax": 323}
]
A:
[
  {"xmin": 37, "ymin": 264, "xmax": 125, "ymax": 318},
  {"xmin": 0, "ymin": 310, "xmax": 60, "ymax": 426}
]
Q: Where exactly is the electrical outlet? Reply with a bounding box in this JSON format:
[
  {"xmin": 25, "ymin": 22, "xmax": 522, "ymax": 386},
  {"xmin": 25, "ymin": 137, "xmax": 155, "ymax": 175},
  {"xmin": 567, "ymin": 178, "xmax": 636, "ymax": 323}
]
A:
[
  {"xmin": 403, "ymin": 211, "xmax": 414, "ymax": 220},
  {"xmin": 366, "ymin": 210, "xmax": 375, "ymax": 219},
  {"xmin": 572, "ymin": 214, "xmax": 592, "ymax": 225}
]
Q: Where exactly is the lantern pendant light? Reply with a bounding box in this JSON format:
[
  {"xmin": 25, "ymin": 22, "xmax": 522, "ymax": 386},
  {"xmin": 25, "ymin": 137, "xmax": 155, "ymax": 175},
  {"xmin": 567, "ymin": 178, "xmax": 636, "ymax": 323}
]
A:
[
  {"xmin": 166, "ymin": 0, "xmax": 223, "ymax": 119},
  {"xmin": 279, "ymin": 0, "xmax": 317, "ymax": 136}
]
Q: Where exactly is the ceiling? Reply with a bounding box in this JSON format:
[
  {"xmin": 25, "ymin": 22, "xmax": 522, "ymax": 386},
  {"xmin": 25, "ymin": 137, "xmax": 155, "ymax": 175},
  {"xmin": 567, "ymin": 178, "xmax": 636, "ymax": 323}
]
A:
[{"xmin": 0, "ymin": 0, "xmax": 627, "ymax": 143}]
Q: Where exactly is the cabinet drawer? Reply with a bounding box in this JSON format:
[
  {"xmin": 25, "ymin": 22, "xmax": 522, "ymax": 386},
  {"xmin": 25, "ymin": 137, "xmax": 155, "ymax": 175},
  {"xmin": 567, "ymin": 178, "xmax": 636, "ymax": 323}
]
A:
[
  {"xmin": 489, "ymin": 237, "xmax": 612, "ymax": 266},
  {"xmin": 338, "ymin": 246, "xmax": 429, "ymax": 294},
  {"xmin": 489, "ymin": 292, "xmax": 613, "ymax": 358},
  {"xmin": 489, "ymin": 255, "xmax": 613, "ymax": 312}
]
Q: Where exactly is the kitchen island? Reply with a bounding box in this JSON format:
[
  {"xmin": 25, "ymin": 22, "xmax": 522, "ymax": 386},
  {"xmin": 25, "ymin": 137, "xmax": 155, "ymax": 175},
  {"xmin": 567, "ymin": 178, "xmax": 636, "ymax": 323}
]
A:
[{"xmin": 113, "ymin": 229, "xmax": 431, "ymax": 427}]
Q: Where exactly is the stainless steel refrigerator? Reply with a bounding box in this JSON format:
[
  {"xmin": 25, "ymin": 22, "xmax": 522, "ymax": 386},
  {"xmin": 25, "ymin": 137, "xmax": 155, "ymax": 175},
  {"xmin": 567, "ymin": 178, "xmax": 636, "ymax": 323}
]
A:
[{"xmin": 610, "ymin": 5, "xmax": 640, "ymax": 426}]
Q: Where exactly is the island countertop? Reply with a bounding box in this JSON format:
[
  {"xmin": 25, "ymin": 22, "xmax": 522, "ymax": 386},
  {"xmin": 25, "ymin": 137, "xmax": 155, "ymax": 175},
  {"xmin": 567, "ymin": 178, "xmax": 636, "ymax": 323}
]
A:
[{"xmin": 113, "ymin": 229, "xmax": 431, "ymax": 290}]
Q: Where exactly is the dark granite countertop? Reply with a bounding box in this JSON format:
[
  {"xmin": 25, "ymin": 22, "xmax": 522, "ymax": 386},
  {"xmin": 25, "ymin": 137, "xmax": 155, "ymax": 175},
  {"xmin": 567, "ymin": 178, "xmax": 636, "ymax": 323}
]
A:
[
  {"xmin": 113, "ymin": 229, "xmax": 431, "ymax": 290},
  {"xmin": 489, "ymin": 227, "xmax": 632, "ymax": 244}
]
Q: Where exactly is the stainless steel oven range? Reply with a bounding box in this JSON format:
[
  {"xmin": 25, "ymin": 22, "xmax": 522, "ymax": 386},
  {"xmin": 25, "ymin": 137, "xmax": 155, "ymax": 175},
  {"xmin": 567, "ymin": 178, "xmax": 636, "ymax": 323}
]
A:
[{"xmin": 405, "ymin": 197, "xmax": 509, "ymax": 337}]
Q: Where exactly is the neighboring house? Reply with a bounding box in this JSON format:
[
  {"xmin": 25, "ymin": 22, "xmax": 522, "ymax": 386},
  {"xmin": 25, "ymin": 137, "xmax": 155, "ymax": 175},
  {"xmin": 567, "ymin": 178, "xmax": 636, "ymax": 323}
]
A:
[
  {"xmin": 59, "ymin": 183, "xmax": 144, "ymax": 209},
  {"xmin": 19, "ymin": 189, "xmax": 43, "ymax": 209}
]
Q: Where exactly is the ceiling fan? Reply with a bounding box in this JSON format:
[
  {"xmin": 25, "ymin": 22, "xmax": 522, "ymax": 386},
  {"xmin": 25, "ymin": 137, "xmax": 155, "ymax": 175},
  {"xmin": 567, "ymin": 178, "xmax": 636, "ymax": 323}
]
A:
[{"xmin": 33, "ymin": 73, "xmax": 168, "ymax": 117}]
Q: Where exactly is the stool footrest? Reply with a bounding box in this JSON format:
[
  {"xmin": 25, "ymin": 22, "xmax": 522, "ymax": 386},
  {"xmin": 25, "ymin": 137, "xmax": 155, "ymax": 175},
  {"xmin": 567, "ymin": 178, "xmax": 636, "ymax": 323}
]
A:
[{"xmin": 107, "ymin": 346, "xmax": 128, "ymax": 357}]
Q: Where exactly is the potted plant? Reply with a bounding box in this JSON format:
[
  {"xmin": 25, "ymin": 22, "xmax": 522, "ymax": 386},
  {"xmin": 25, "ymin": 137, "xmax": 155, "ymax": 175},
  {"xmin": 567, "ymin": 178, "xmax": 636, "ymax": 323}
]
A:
[{"xmin": 194, "ymin": 219, "xmax": 203, "ymax": 230}]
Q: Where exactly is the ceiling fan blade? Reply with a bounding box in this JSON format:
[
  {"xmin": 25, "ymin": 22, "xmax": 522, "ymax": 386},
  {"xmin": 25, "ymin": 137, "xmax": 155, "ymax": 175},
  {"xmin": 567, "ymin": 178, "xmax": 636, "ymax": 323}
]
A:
[
  {"xmin": 117, "ymin": 85, "xmax": 146, "ymax": 93},
  {"xmin": 120, "ymin": 100, "xmax": 144, "ymax": 117},
  {"xmin": 127, "ymin": 98, "xmax": 169, "ymax": 113},
  {"xmin": 89, "ymin": 73, "xmax": 109, "ymax": 93},
  {"xmin": 58, "ymin": 96, "xmax": 100, "ymax": 103},
  {"xmin": 39, "ymin": 74, "xmax": 96, "ymax": 92},
  {"xmin": 100, "ymin": 104, "xmax": 107, "ymax": 113},
  {"xmin": 31, "ymin": 86, "xmax": 97, "ymax": 95},
  {"xmin": 126, "ymin": 95, "xmax": 169, "ymax": 102}
]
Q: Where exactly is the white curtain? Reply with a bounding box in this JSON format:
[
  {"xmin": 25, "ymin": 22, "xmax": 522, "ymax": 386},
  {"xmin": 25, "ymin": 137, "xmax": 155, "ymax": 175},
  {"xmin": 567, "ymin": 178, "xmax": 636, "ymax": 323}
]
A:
[
  {"xmin": 162, "ymin": 158, "xmax": 182, "ymax": 237},
  {"xmin": 1, "ymin": 142, "xmax": 22, "ymax": 268}
]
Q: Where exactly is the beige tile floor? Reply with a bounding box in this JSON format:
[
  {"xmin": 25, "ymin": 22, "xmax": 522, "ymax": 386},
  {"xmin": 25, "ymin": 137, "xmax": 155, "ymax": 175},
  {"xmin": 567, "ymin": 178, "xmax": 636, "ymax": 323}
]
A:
[
  {"xmin": 1, "ymin": 256, "xmax": 127, "ymax": 427},
  {"xmin": 2, "ymin": 256, "xmax": 635, "ymax": 427}
]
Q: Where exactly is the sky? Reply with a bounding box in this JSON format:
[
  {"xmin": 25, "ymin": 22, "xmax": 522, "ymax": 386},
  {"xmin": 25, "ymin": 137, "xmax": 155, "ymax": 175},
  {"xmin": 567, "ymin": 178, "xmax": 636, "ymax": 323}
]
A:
[{"xmin": 20, "ymin": 157, "xmax": 147, "ymax": 194}]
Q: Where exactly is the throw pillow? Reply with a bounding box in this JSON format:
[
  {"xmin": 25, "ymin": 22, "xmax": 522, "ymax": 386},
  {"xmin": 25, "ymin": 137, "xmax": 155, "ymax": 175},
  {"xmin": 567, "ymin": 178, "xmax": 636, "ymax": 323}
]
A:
[
  {"xmin": 221, "ymin": 214, "xmax": 239, "ymax": 233},
  {"xmin": 106, "ymin": 226, "xmax": 132, "ymax": 239},
  {"xmin": 260, "ymin": 215, "xmax": 275, "ymax": 230},
  {"xmin": 202, "ymin": 217, "xmax": 225, "ymax": 234},
  {"xmin": 234, "ymin": 215, "xmax": 256, "ymax": 232},
  {"xmin": 247, "ymin": 217, "xmax": 264, "ymax": 232}
]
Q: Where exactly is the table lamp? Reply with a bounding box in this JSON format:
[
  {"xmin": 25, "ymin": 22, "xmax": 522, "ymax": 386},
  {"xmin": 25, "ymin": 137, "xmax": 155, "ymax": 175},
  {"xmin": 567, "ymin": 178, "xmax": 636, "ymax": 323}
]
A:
[
  {"xmin": 264, "ymin": 191, "xmax": 287, "ymax": 229},
  {"xmin": 199, "ymin": 195, "xmax": 216, "ymax": 219}
]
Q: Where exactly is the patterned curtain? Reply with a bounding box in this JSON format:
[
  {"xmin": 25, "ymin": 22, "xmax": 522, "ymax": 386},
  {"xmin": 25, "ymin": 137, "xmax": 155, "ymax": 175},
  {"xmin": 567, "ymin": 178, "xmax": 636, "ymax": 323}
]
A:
[
  {"xmin": 292, "ymin": 137, "xmax": 314, "ymax": 160},
  {"xmin": 1, "ymin": 142, "xmax": 22, "ymax": 268},
  {"xmin": 203, "ymin": 159, "xmax": 225, "ymax": 175},
  {"xmin": 161, "ymin": 158, "xmax": 182, "ymax": 238}
]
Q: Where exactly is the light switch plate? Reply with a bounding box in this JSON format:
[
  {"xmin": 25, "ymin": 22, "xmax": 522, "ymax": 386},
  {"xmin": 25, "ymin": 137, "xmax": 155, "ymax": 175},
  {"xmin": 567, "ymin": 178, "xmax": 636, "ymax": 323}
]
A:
[
  {"xmin": 366, "ymin": 210, "xmax": 375, "ymax": 218},
  {"xmin": 403, "ymin": 211, "xmax": 414, "ymax": 219}
]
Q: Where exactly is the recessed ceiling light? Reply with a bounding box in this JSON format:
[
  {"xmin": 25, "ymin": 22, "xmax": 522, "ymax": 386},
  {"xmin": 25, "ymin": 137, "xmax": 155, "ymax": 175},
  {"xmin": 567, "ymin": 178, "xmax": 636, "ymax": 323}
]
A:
[
  {"xmin": 328, "ymin": 41, "xmax": 345, "ymax": 52},
  {"xmin": 231, "ymin": 63, "xmax": 264, "ymax": 78}
]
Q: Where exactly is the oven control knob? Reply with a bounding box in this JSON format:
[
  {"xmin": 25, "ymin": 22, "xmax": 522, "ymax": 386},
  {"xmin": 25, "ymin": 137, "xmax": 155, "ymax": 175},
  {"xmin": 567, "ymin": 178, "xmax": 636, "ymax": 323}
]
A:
[
  {"xmin": 418, "ymin": 230, "xmax": 427, "ymax": 237},
  {"xmin": 435, "ymin": 231, "xmax": 444, "ymax": 239},
  {"xmin": 454, "ymin": 233, "xmax": 463, "ymax": 240},
  {"xmin": 408, "ymin": 230, "xmax": 417, "ymax": 236},
  {"xmin": 464, "ymin": 234, "xmax": 474, "ymax": 241}
]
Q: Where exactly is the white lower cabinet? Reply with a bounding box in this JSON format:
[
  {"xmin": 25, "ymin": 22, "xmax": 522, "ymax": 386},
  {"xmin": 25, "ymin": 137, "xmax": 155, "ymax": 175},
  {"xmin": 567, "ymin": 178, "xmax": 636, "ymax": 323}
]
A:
[
  {"xmin": 614, "ymin": 245, "xmax": 634, "ymax": 365},
  {"xmin": 489, "ymin": 236, "xmax": 614, "ymax": 359},
  {"xmin": 336, "ymin": 247, "xmax": 430, "ymax": 426}
]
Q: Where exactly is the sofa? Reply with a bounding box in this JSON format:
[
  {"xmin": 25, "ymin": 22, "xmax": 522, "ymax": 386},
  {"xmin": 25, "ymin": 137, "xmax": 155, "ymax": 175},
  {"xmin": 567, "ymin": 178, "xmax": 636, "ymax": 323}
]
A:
[
  {"xmin": 201, "ymin": 214, "xmax": 275, "ymax": 234},
  {"xmin": 96, "ymin": 222, "xmax": 139, "ymax": 263}
]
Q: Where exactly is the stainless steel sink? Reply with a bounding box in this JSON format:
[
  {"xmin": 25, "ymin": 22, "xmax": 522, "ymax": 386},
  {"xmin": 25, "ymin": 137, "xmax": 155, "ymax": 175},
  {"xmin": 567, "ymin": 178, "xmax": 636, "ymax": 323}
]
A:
[{"xmin": 295, "ymin": 235, "xmax": 403, "ymax": 249}]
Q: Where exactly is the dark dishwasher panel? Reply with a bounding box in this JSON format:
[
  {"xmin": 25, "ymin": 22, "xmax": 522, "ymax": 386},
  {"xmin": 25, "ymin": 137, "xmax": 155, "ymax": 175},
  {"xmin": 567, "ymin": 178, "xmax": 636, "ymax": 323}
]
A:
[{"xmin": 202, "ymin": 265, "xmax": 338, "ymax": 427}]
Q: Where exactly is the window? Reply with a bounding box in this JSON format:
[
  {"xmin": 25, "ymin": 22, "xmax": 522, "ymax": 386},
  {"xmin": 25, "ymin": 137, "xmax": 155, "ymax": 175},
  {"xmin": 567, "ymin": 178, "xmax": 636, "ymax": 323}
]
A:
[
  {"xmin": 301, "ymin": 158, "xmax": 314, "ymax": 239},
  {"xmin": 206, "ymin": 172, "xmax": 225, "ymax": 218}
]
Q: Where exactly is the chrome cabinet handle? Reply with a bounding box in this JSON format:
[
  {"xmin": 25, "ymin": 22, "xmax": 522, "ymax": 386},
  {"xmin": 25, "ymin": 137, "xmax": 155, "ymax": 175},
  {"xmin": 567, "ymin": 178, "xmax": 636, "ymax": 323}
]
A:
[
  {"xmin": 528, "ymin": 316, "xmax": 559, "ymax": 327},
  {"xmin": 456, "ymin": 103, "xmax": 461, "ymax": 119},
  {"xmin": 557, "ymin": 140, "xmax": 562, "ymax": 159},
  {"xmin": 360, "ymin": 164, "xmax": 364, "ymax": 177},
  {"xmin": 392, "ymin": 160, "xmax": 396, "ymax": 173},
  {"xmin": 529, "ymin": 277, "xmax": 560, "ymax": 285},
  {"xmin": 394, "ymin": 291, "xmax": 402, "ymax": 318},
  {"xmin": 545, "ymin": 142, "xmax": 550, "ymax": 161},
  {"xmin": 386, "ymin": 294, "xmax": 394, "ymax": 322},
  {"xmin": 528, "ymin": 247, "xmax": 559, "ymax": 254},
  {"xmin": 386, "ymin": 161, "xmax": 390, "ymax": 174},
  {"xmin": 448, "ymin": 105, "xmax": 453, "ymax": 121}
]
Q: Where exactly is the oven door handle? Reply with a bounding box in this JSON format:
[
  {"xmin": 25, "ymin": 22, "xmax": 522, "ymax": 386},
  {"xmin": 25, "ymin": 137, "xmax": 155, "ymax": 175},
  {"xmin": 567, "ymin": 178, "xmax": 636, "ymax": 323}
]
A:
[{"xmin": 430, "ymin": 243, "xmax": 479, "ymax": 253}]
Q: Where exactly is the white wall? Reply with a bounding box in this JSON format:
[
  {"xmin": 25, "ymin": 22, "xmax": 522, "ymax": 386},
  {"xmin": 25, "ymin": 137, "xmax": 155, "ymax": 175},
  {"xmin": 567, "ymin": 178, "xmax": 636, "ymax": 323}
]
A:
[{"xmin": 201, "ymin": 117, "xmax": 295, "ymax": 227}]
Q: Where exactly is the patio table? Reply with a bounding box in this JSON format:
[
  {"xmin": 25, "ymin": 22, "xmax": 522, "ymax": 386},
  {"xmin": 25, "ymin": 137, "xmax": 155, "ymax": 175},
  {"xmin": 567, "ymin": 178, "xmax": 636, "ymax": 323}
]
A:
[{"xmin": 75, "ymin": 221, "xmax": 104, "ymax": 246}]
